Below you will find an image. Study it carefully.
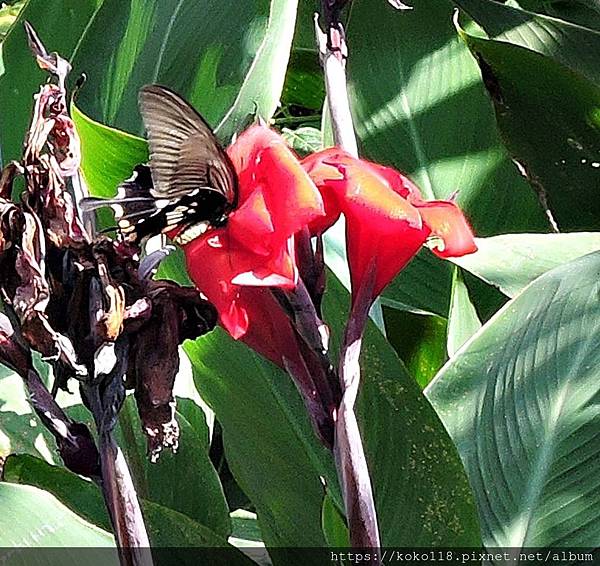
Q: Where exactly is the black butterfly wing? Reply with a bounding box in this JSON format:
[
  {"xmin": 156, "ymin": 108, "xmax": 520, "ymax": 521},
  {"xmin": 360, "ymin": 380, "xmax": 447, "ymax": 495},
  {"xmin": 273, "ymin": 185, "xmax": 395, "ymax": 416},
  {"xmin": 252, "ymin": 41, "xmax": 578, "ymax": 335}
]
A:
[
  {"xmin": 81, "ymin": 85, "xmax": 239, "ymax": 243},
  {"xmin": 139, "ymin": 84, "xmax": 238, "ymax": 208},
  {"xmin": 80, "ymin": 165, "xmax": 156, "ymax": 240}
]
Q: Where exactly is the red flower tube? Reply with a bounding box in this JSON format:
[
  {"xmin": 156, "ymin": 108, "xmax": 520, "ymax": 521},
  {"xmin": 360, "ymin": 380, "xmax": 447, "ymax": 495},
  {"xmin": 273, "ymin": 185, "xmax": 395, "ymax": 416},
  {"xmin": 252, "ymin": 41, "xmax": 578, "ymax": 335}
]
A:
[
  {"xmin": 182, "ymin": 125, "xmax": 325, "ymax": 365},
  {"xmin": 302, "ymin": 148, "xmax": 477, "ymax": 304}
]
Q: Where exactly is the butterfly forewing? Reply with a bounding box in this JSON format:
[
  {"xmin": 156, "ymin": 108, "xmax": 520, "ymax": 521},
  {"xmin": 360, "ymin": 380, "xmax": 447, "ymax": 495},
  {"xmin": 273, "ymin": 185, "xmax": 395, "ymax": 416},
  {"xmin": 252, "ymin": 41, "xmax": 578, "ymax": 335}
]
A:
[
  {"xmin": 82, "ymin": 85, "xmax": 239, "ymax": 244},
  {"xmin": 139, "ymin": 85, "xmax": 238, "ymax": 206}
]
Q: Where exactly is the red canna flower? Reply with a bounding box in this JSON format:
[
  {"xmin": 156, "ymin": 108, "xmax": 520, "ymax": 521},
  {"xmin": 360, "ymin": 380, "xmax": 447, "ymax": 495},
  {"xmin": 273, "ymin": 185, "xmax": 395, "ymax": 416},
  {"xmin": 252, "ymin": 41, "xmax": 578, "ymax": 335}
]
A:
[
  {"xmin": 183, "ymin": 126, "xmax": 476, "ymax": 358},
  {"xmin": 302, "ymin": 148, "xmax": 477, "ymax": 304},
  {"xmin": 182, "ymin": 125, "xmax": 325, "ymax": 362}
]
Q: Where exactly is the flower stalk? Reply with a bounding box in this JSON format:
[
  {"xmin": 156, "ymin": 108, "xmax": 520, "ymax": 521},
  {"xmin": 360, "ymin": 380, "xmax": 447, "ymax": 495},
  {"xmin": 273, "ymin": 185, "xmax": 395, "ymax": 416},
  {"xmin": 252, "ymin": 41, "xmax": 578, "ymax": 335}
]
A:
[
  {"xmin": 335, "ymin": 264, "xmax": 380, "ymax": 548},
  {"xmin": 317, "ymin": 0, "xmax": 381, "ymax": 554},
  {"xmin": 315, "ymin": 2, "xmax": 358, "ymax": 157}
]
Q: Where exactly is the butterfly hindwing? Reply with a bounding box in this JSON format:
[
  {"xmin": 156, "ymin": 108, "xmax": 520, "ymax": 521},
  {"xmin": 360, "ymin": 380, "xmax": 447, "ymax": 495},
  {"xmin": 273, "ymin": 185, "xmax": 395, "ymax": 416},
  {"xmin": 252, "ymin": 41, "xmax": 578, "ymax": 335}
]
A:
[{"xmin": 81, "ymin": 164, "xmax": 230, "ymax": 243}]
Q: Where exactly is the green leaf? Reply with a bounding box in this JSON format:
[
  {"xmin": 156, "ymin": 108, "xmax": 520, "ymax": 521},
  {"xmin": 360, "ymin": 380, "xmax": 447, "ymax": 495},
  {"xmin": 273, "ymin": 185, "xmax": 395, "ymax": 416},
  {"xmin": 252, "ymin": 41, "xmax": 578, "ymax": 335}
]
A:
[
  {"xmin": 185, "ymin": 272, "xmax": 482, "ymax": 555},
  {"xmin": 324, "ymin": 276, "xmax": 481, "ymax": 547},
  {"xmin": 381, "ymin": 250, "xmax": 454, "ymax": 317},
  {"xmin": 0, "ymin": 1, "xmax": 24, "ymax": 42},
  {"xmin": 1, "ymin": 0, "xmax": 297, "ymax": 163},
  {"xmin": 185, "ymin": 330, "xmax": 336, "ymax": 561},
  {"xmin": 229, "ymin": 510, "xmax": 270, "ymax": 566},
  {"xmin": 70, "ymin": 0, "xmax": 297, "ymax": 140},
  {"xmin": 0, "ymin": 481, "xmax": 115, "ymax": 548},
  {"xmin": 321, "ymin": 492, "xmax": 349, "ymax": 547},
  {"xmin": 3, "ymin": 454, "xmax": 111, "ymax": 528},
  {"xmin": 230, "ymin": 509, "xmax": 263, "ymax": 543},
  {"xmin": 281, "ymin": 126, "xmax": 323, "ymax": 156},
  {"xmin": 515, "ymin": 0, "xmax": 600, "ymax": 30},
  {"xmin": 120, "ymin": 397, "xmax": 230, "ymax": 538},
  {"xmin": 0, "ymin": 0, "xmax": 104, "ymax": 164},
  {"xmin": 71, "ymin": 103, "xmax": 148, "ymax": 198},
  {"xmin": 452, "ymin": 233, "xmax": 600, "ymax": 297},
  {"xmin": 215, "ymin": 0, "xmax": 299, "ymax": 141},
  {"xmin": 460, "ymin": 30, "xmax": 600, "ymax": 231},
  {"xmin": 427, "ymin": 250, "xmax": 600, "ymax": 548},
  {"xmin": 333, "ymin": 0, "xmax": 548, "ymax": 319},
  {"xmin": 447, "ymin": 267, "xmax": 481, "ymax": 357},
  {"xmin": 0, "ymin": 367, "xmax": 58, "ymax": 463},
  {"xmin": 3, "ymin": 454, "xmax": 255, "ymax": 564},
  {"xmin": 383, "ymin": 307, "xmax": 448, "ymax": 389},
  {"xmin": 281, "ymin": 48, "xmax": 325, "ymax": 112},
  {"xmin": 454, "ymin": 0, "xmax": 600, "ymax": 85},
  {"xmin": 345, "ymin": 0, "xmax": 548, "ymax": 235}
]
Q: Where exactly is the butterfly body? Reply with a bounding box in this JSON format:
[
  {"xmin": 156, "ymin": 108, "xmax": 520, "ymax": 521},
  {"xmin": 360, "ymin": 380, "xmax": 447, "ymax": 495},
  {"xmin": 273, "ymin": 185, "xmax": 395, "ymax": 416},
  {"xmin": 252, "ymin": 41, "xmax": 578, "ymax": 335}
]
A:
[{"xmin": 82, "ymin": 85, "xmax": 238, "ymax": 244}]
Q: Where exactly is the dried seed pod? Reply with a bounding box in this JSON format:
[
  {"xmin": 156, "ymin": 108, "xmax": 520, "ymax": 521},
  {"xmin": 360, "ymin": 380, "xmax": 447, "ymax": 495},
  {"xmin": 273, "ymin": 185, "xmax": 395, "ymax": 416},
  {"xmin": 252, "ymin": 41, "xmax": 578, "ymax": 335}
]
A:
[{"xmin": 130, "ymin": 281, "xmax": 217, "ymax": 461}]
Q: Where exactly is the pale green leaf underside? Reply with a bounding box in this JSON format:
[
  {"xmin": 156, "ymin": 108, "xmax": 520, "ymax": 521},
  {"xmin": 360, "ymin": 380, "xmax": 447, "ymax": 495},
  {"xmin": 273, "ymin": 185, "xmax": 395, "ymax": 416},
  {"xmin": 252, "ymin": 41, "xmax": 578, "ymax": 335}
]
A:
[{"xmin": 427, "ymin": 251, "xmax": 600, "ymax": 548}]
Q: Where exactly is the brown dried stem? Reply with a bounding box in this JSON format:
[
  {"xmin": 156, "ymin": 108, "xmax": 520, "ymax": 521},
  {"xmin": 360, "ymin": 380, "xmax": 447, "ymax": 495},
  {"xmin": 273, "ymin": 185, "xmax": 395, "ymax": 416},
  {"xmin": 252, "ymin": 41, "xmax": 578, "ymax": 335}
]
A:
[{"xmin": 0, "ymin": 22, "xmax": 217, "ymax": 564}]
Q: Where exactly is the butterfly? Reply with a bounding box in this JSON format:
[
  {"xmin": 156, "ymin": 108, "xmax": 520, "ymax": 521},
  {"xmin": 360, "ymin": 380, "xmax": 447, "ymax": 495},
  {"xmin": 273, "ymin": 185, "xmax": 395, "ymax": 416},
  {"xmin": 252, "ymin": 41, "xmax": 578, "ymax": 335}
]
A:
[{"xmin": 81, "ymin": 85, "xmax": 239, "ymax": 245}]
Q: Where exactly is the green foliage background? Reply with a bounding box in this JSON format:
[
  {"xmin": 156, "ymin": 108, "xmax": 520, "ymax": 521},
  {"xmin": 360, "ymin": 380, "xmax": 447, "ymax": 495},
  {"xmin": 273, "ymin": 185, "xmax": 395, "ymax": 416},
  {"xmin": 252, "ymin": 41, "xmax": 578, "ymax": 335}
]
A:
[{"xmin": 1, "ymin": 0, "xmax": 600, "ymax": 562}]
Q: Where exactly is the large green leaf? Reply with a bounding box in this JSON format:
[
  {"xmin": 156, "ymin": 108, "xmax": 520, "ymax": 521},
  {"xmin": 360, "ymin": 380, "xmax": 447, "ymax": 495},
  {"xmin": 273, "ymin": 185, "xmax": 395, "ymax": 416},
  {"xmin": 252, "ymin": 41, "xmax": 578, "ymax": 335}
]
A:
[
  {"xmin": 71, "ymin": 104, "xmax": 148, "ymax": 198},
  {"xmin": 507, "ymin": 0, "xmax": 600, "ymax": 31},
  {"xmin": 324, "ymin": 276, "xmax": 481, "ymax": 547},
  {"xmin": 383, "ymin": 307, "xmax": 448, "ymax": 389},
  {"xmin": 0, "ymin": 366, "xmax": 60, "ymax": 464},
  {"xmin": 1, "ymin": 0, "xmax": 297, "ymax": 164},
  {"xmin": 381, "ymin": 250, "xmax": 454, "ymax": 317},
  {"xmin": 447, "ymin": 267, "xmax": 481, "ymax": 357},
  {"xmin": 345, "ymin": 0, "xmax": 548, "ymax": 235},
  {"xmin": 0, "ymin": 1, "xmax": 23, "ymax": 42},
  {"xmin": 3, "ymin": 454, "xmax": 255, "ymax": 564},
  {"xmin": 452, "ymin": 233, "xmax": 600, "ymax": 298},
  {"xmin": 0, "ymin": 0, "xmax": 104, "ymax": 164},
  {"xmin": 321, "ymin": 492, "xmax": 349, "ymax": 547},
  {"xmin": 70, "ymin": 0, "xmax": 297, "ymax": 140},
  {"xmin": 118, "ymin": 397, "xmax": 230, "ymax": 538},
  {"xmin": 0, "ymin": 482, "xmax": 115, "ymax": 550},
  {"xmin": 427, "ymin": 250, "xmax": 600, "ymax": 548},
  {"xmin": 229, "ymin": 509, "xmax": 271, "ymax": 566},
  {"xmin": 455, "ymin": 0, "xmax": 600, "ymax": 85},
  {"xmin": 1, "ymin": 379, "xmax": 231, "ymax": 541},
  {"xmin": 185, "ymin": 330, "xmax": 336, "ymax": 563},
  {"xmin": 215, "ymin": 0, "xmax": 298, "ymax": 141},
  {"xmin": 460, "ymin": 30, "xmax": 600, "ymax": 231},
  {"xmin": 515, "ymin": 0, "xmax": 600, "ymax": 31}
]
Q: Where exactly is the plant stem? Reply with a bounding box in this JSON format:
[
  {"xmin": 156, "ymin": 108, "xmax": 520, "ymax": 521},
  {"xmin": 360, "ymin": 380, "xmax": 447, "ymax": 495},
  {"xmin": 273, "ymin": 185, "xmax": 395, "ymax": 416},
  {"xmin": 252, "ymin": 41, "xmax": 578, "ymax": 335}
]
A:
[
  {"xmin": 86, "ymin": 383, "xmax": 152, "ymax": 564},
  {"xmin": 336, "ymin": 268, "xmax": 380, "ymax": 551},
  {"xmin": 315, "ymin": 8, "xmax": 358, "ymax": 156},
  {"xmin": 99, "ymin": 433, "xmax": 152, "ymax": 564},
  {"xmin": 316, "ymin": 2, "xmax": 381, "ymax": 555}
]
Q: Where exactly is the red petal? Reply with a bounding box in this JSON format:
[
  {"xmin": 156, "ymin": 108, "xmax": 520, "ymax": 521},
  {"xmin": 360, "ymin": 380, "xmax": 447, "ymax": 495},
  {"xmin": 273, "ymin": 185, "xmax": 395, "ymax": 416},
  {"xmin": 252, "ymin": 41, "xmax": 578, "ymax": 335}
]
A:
[
  {"xmin": 227, "ymin": 187, "xmax": 274, "ymax": 256},
  {"xmin": 415, "ymin": 201, "xmax": 478, "ymax": 258},
  {"xmin": 184, "ymin": 231, "xmax": 298, "ymax": 338},
  {"xmin": 302, "ymin": 149, "xmax": 345, "ymax": 235},
  {"xmin": 238, "ymin": 288, "xmax": 305, "ymax": 368},
  {"xmin": 228, "ymin": 125, "xmax": 325, "ymax": 234},
  {"xmin": 345, "ymin": 210, "xmax": 430, "ymax": 303},
  {"xmin": 305, "ymin": 150, "xmax": 425, "ymax": 301}
]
